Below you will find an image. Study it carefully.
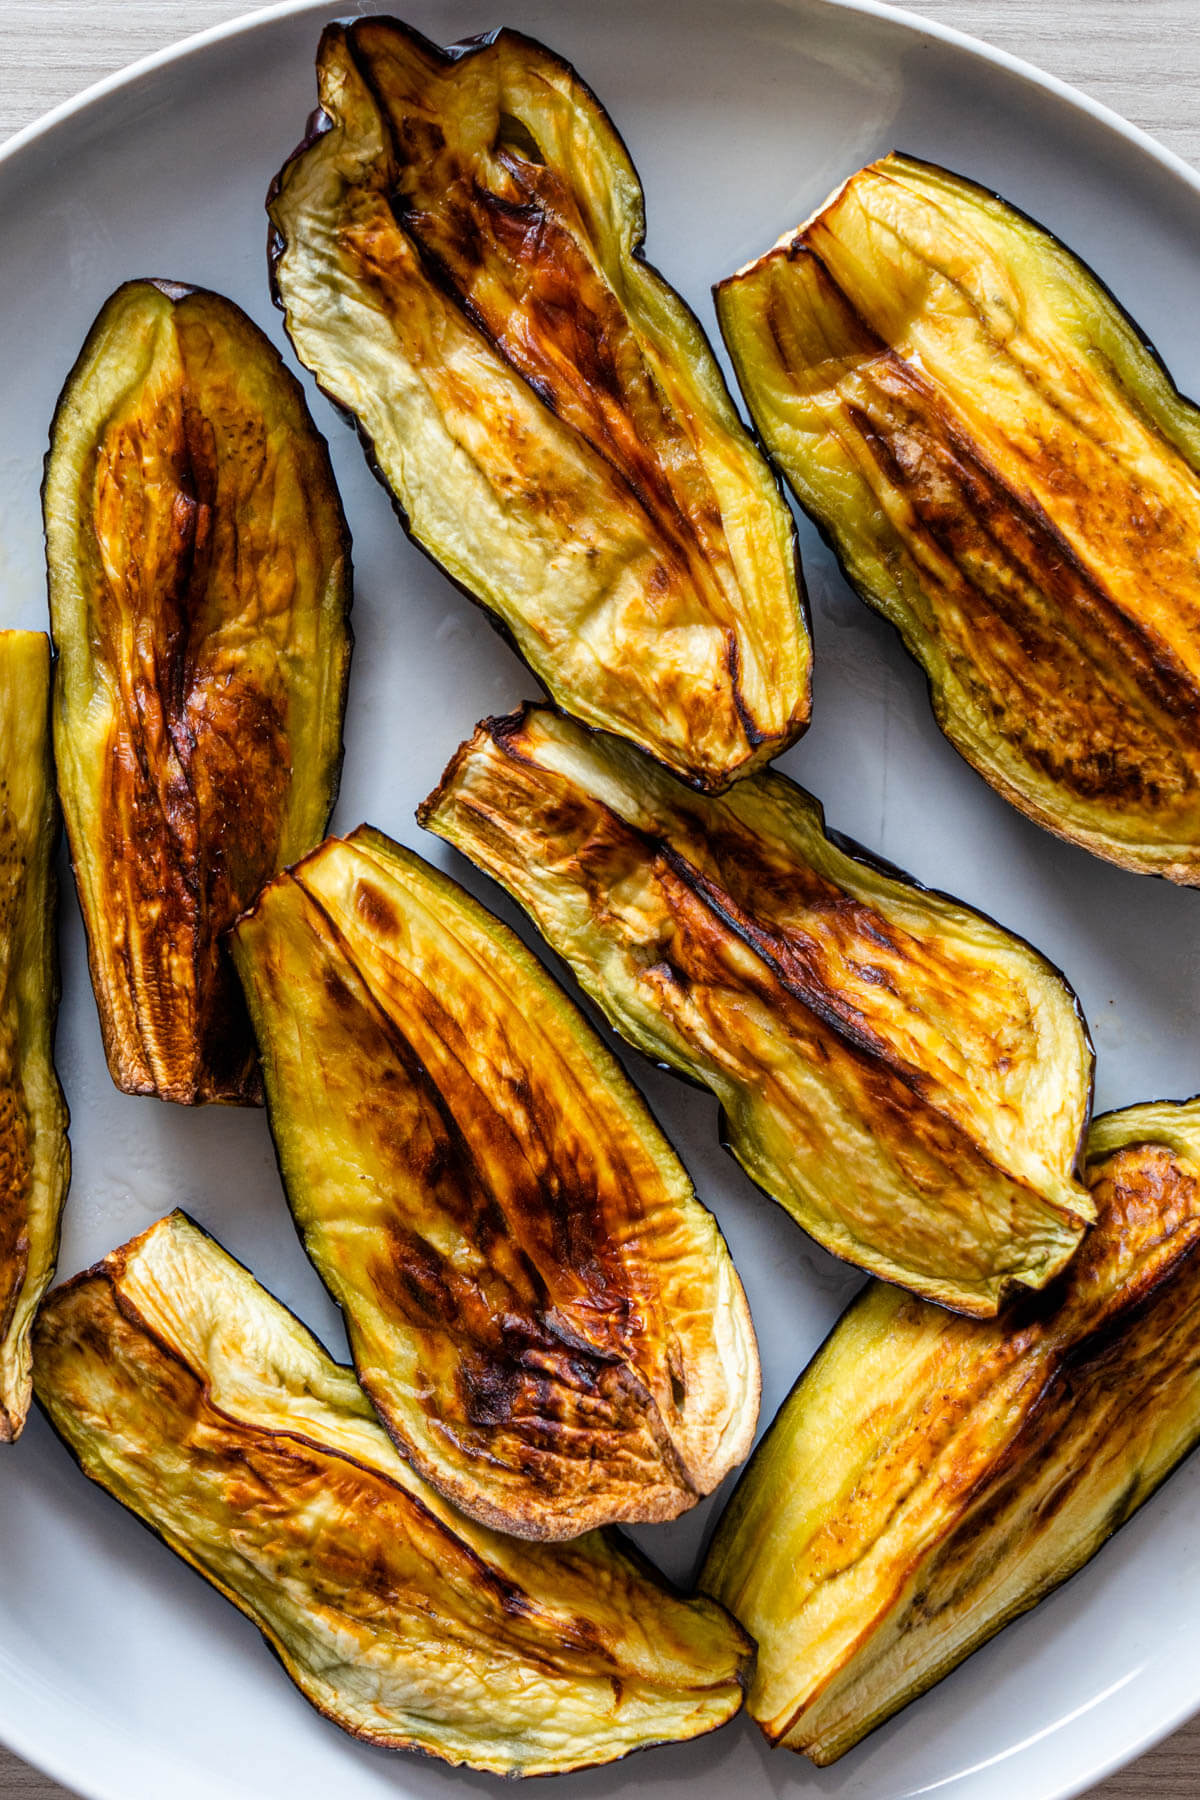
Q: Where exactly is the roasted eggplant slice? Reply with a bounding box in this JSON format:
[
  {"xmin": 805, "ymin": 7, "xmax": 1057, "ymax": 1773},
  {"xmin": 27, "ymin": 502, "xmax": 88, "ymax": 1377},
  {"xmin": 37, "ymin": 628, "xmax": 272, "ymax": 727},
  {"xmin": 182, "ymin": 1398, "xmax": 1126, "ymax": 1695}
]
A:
[
  {"xmin": 0, "ymin": 632, "xmax": 69, "ymax": 1441},
  {"xmin": 44, "ymin": 279, "xmax": 352, "ymax": 1104},
  {"xmin": 420, "ymin": 705, "xmax": 1094, "ymax": 1315},
  {"xmin": 231, "ymin": 825, "xmax": 757, "ymax": 1540},
  {"xmin": 33, "ymin": 1212, "xmax": 752, "ymax": 1775},
  {"xmin": 700, "ymin": 1097, "xmax": 1200, "ymax": 1764},
  {"xmin": 716, "ymin": 152, "xmax": 1200, "ymax": 880},
  {"xmin": 267, "ymin": 18, "xmax": 809, "ymax": 792}
]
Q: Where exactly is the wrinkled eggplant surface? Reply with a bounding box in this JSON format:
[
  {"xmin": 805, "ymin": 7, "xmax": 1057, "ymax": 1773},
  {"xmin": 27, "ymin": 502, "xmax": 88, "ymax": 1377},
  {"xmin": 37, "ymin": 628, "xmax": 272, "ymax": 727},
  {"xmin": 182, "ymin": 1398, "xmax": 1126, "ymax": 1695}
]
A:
[
  {"xmin": 268, "ymin": 18, "xmax": 809, "ymax": 792},
  {"xmin": 701, "ymin": 1097, "xmax": 1200, "ymax": 1763},
  {"xmin": 0, "ymin": 632, "xmax": 69, "ymax": 1441},
  {"xmin": 232, "ymin": 825, "xmax": 759, "ymax": 1539},
  {"xmin": 33, "ymin": 1212, "xmax": 752, "ymax": 1775},
  {"xmin": 718, "ymin": 152, "xmax": 1200, "ymax": 880},
  {"xmin": 44, "ymin": 279, "xmax": 352, "ymax": 1104},
  {"xmin": 421, "ymin": 705, "xmax": 1094, "ymax": 1315}
]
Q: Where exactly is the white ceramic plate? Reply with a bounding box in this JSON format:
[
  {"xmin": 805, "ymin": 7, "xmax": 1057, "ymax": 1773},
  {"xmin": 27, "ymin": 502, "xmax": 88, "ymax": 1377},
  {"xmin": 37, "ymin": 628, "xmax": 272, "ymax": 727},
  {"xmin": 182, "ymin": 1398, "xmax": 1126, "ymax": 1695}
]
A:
[{"xmin": 3, "ymin": 3, "xmax": 1200, "ymax": 1797}]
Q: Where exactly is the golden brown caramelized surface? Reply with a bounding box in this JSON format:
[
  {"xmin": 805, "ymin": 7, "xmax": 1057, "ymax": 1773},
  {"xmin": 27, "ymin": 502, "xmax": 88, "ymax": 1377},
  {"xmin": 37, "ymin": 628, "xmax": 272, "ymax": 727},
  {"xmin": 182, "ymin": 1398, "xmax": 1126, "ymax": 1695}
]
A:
[
  {"xmin": 33, "ymin": 1213, "xmax": 751, "ymax": 1775},
  {"xmin": 268, "ymin": 19, "xmax": 808, "ymax": 790},
  {"xmin": 44, "ymin": 280, "xmax": 351, "ymax": 1103},
  {"xmin": 0, "ymin": 632, "xmax": 69, "ymax": 1440},
  {"xmin": 701, "ymin": 1099, "xmax": 1200, "ymax": 1763},
  {"xmin": 422, "ymin": 705, "xmax": 1094, "ymax": 1315},
  {"xmin": 717, "ymin": 152, "xmax": 1200, "ymax": 877},
  {"xmin": 232, "ymin": 826, "xmax": 758, "ymax": 1538}
]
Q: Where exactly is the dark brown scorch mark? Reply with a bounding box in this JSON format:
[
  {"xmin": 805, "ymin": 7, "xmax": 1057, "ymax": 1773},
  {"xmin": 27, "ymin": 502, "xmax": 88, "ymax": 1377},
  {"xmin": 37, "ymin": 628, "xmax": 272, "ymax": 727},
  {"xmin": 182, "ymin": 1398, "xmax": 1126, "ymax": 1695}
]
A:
[
  {"xmin": 772, "ymin": 245, "xmax": 1200, "ymax": 814},
  {"xmin": 93, "ymin": 383, "xmax": 288, "ymax": 1102},
  {"xmin": 347, "ymin": 21, "xmax": 749, "ymax": 665},
  {"xmin": 457, "ymin": 733, "xmax": 1022, "ymax": 1202},
  {"xmin": 268, "ymin": 873, "xmax": 675, "ymax": 1492}
]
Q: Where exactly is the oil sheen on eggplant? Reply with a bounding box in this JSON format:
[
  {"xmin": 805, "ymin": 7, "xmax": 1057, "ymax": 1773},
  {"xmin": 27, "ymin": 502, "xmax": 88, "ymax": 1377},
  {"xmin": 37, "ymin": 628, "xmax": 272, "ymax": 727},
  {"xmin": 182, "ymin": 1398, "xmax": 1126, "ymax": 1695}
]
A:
[
  {"xmin": 267, "ymin": 17, "xmax": 809, "ymax": 792},
  {"xmin": 44, "ymin": 279, "xmax": 352, "ymax": 1105},
  {"xmin": 421, "ymin": 705, "xmax": 1094, "ymax": 1316},
  {"xmin": 716, "ymin": 152, "xmax": 1200, "ymax": 879},
  {"xmin": 231, "ymin": 825, "xmax": 758, "ymax": 1539},
  {"xmin": 0, "ymin": 632, "xmax": 69, "ymax": 1441},
  {"xmin": 700, "ymin": 1097, "xmax": 1200, "ymax": 1764},
  {"xmin": 33, "ymin": 1212, "xmax": 752, "ymax": 1775}
]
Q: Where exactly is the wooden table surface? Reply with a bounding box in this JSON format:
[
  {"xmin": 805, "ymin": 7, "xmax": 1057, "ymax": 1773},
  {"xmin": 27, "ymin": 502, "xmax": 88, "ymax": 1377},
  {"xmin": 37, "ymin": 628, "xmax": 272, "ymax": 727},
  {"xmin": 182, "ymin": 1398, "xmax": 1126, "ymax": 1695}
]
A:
[{"xmin": 1, "ymin": 1, "xmax": 1198, "ymax": 1795}]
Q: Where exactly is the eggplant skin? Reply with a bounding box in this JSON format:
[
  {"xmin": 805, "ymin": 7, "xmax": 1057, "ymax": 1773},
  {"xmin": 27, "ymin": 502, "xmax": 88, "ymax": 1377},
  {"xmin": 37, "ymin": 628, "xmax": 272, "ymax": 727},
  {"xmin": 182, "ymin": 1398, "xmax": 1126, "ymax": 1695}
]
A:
[
  {"xmin": 0, "ymin": 632, "xmax": 69, "ymax": 1441},
  {"xmin": 700, "ymin": 1098, "xmax": 1200, "ymax": 1764},
  {"xmin": 231, "ymin": 824, "xmax": 759, "ymax": 1540},
  {"xmin": 267, "ymin": 17, "xmax": 809, "ymax": 793},
  {"xmin": 32, "ymin": 1212, "xmax": 753, "ymax": 1776},
  {"xmin": 420, "ymin": 704, "xmax": 1094, "ymax": 1316},
  {"xmin": 717, "ymin": 152, "xmax": 1200, "ymax": 881},
  {"xmin": 43, "ymin": 279, "xmax": 352, "ymax": 1105}
]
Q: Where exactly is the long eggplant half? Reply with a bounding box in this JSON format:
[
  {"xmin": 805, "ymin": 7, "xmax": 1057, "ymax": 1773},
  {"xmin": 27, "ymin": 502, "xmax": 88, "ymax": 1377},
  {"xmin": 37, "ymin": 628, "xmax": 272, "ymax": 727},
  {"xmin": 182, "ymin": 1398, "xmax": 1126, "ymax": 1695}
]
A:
[
  {"xmin": 420, "ymin": 705, "xmax": 1094, "ymax": 1316},
  {"xmin": 700, "ymin": 1097, "xmax": 1200, "ymax": 1764},
  {"xmin": 267, "ymin": 18, "xmax": 809, "ymax": 792},
  {"xmin": 231, "ymin": 825, "xmax": 758, "ymax": 1540},
  {"xmin": 44, "ymin": 279, "xmax": 352, "ymax": 1105},
  {"xmin": 0, "ymin": 632, "xmax": 69, "ymax": 1441},
  {"xmin": 716, "ymin": 152, "xmax": 1200, "ymax": 880},
  {"xmin": 33, "ymin": 1211, "xmax": 752, "ymax": 1775}
]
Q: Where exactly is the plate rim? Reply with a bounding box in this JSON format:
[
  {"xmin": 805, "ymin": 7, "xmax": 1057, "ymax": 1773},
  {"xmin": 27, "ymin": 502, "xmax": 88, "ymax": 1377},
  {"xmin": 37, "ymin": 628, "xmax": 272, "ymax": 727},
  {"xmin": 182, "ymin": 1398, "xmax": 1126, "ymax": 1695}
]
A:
[{"xmin": 2, "ymin": 4, "xmax": 1198, "ymax": 1799}]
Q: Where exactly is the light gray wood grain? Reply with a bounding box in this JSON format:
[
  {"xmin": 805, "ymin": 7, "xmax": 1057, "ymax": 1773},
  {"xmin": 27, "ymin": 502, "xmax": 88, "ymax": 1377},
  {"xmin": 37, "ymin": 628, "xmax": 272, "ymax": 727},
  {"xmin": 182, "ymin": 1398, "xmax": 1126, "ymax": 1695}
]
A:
[{"xmin": 0, "ymin": 3, "xmax": 1197, "ymax": 1797}]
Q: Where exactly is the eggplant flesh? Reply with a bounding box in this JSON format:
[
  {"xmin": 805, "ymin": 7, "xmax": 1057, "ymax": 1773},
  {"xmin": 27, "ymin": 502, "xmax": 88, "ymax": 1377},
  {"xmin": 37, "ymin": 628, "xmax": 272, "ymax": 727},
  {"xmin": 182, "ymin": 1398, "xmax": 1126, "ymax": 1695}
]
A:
[
  {"xmin": 232, "ymin": 825, "xmax": 758, "ymax": 1540},
  {"xmin": 420, "ymin": 705, "xmax": 1094, "ymax": 1316},
  {"xmin": 717, "ymin": 152, "xmax": 1200, "ymax": 880},
  {"xmin": 32, "ymin": 1212, "xmax": 752, "ymax": 1775},
  {"xmin": 0, "ymin": 632, "xmax": 69, "ymax": 1441},
  {"xmin": 267, "ymin": 17, "xmax": 809, "ymax": 792},
  {"xmin": 43, "ymin": 279, "xmax": 352, "ymax": 1104},
  {"xmin": 700, "ymin": 1098, "xmax": 1200, "ymax": 1763}
]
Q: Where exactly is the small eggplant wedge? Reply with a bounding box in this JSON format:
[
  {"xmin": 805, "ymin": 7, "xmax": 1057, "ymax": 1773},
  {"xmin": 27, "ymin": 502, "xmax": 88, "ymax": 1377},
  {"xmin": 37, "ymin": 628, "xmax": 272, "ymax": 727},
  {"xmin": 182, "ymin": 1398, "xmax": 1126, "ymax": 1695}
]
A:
[
  {"xmin": 420, "ymin": 705, "xmax": 1095, "ymax": 1316},
  {"xmin": 33, "ymin": 1211, "xmax": 753, "ymax": 1776},
  {"xmin": 0, "ymin": 631, "xmax": 69, "ymax": 1441},
  {"xmin": 44, "ymin": 279, "xmax": 352, "ymax": 1104},
  {"xmin": 267, "ymin": 17, "xmax": 809, "ymax": 792},
  {"xmin": 700, "ymin": 1097, "xmax": 1200, "ymax": 1764},
  {"xmin": 231, "ymin": 825, "xmax": 759, "ymax": 1540},
  {"xmin": 717, "ymin": 152, "xmax": 1200, "ymax": 880}
]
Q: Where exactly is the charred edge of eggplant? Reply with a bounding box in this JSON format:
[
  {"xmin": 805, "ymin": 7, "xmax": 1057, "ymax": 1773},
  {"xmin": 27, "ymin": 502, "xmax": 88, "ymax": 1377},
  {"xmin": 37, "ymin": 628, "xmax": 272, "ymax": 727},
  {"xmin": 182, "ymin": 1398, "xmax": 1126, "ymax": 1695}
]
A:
[
  {"xmin": 788, "ymin": 451, "xmax": 1200, "ymax": 882},
  {"xmin": 23, "ymin": 647, "xmax": 71, "ymax": 1380},
  {"xmin": 888, "ymin": 149, "xmax": 1185, "ymax": 392},
  {"xmin": 0, "ymin": 637, "xmax": 66, "ymax": 1441},
  {"xmin": 234, "ymin": 833, "xmax": 759, "ymax": 1534},
  {"xmin": 35, "ymin": 1217, "xmax": 753, "ymax": 1773},
  {"xmin": 419, "ymin": 701, "xmax": 1096, "ymax": 1195},
  {"xmin": 265, "ymin": 21, "xmax": 810, "ymax": 788},
  {"xmin": 43, "ymin": 277, "xmax": 355, "ymax": 1103},
  {"xmin": 43, "ymin": 275, "xmax": 356, "ymax": 719},
  {"xmin": 29, "ymin": 1251, "xmax": 569, "ymax": 1771},
  {"xmin": 715, "ymin": 152, "xmax": 1200, "ymax": 876},
  {"xmin": 700, "ymin": 1190, "xmax": 1200, "ymax": 1753}
]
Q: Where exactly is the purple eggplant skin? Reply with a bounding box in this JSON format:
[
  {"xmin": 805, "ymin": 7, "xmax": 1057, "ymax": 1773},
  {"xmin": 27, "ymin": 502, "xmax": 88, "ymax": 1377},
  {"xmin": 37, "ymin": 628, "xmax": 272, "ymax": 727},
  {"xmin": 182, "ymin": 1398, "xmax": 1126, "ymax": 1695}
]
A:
[{"xmin": 266, "ymin": 16, "xmax": 811, "ymax": 795}]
